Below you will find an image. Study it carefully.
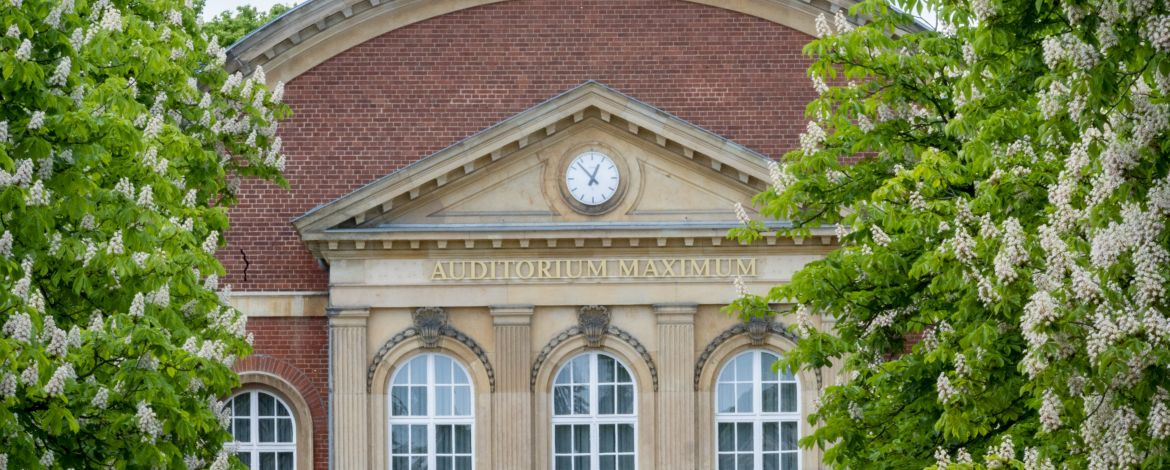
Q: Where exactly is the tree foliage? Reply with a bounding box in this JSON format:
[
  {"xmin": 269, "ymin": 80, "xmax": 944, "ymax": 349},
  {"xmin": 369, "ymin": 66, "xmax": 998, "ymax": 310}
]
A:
[
  {"xmin": 0, "ymin": 0, "xmax": 287, "ymax": 466},
  {"xmin": 201, "ymin": 3, "xmax": 291, "ymax": 47},
  {"xmin": 729, "ymin": 0, "xmax": 1170, "ymax": 468}
]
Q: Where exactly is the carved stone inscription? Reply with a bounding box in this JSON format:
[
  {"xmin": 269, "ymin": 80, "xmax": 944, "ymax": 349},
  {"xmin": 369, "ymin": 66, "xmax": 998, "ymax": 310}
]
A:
[{"xmin": 430, "ymin": 257, "xmax": 757, "ymax": 281}]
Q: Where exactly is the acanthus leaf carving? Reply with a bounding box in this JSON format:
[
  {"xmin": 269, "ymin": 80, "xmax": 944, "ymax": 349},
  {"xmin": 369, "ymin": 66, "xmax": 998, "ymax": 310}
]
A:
[
  {"xmin": 413, "ymin": 307, "xmax": 448, "ymax": 349},
  {"xmin": 577, "ymin": 305, "xmax": 610, "ymax": 348}
]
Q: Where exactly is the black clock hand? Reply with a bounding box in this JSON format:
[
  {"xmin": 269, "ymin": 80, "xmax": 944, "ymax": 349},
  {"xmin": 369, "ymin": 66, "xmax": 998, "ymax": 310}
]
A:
[
  {"xmin": 576, "ymin": 163, "xmax": 594, "ymax": 184},
  {"xmin": 587, "ymin": 164, "xmax": 601, "ymax": 185}
]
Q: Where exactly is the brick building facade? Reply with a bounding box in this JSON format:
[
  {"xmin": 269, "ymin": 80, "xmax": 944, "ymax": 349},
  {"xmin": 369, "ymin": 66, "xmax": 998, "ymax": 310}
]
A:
[{"xmin": 221, "ymin": 1, "xmax": 847, "ymax": 468}]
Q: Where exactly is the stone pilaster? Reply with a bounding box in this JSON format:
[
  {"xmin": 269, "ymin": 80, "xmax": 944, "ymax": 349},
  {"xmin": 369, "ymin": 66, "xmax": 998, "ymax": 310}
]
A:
[
  {"xmin": 654, "ymin": 303, "xmax": 698, "ymax": 469},
  {"xmin": 489, "ymin": 305, "xmax": 535, "ymax": 469},
  {"xmin": 328, "ymin": 306, "xmax": 370, "ymax": 469}
]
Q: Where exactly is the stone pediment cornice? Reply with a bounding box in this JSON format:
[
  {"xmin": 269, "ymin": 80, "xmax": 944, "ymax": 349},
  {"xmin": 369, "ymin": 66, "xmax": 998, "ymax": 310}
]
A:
[
  {"xmin": 293, "ymin": 81, "xmax": 788, "ymax": 241},
  {"xmin": 226, "ymin": 0, "xmax": 874, "ymax": 85}
]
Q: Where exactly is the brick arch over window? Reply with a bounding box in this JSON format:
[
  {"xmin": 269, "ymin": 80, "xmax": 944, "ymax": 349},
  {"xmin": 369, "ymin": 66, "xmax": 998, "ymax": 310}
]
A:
[
  {"xmin": 234, "ymin": 355, "xmax": 327, "ymax": 469},
  {"xmin": 220, "ymin": 0, "xmax": 827, "ymax": 291}
]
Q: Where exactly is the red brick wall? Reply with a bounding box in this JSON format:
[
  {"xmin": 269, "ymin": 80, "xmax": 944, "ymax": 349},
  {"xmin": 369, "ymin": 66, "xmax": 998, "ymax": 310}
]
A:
[
  {"xmin": 238, "ymin": 317, "xmax": 329, "ymax": 470},
  {"xmin": 220, "ymin": 0, "xmax": 817, "ymax": 291}
]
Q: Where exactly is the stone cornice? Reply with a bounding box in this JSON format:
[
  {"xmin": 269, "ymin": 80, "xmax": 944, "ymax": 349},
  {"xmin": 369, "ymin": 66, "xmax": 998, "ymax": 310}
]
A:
[{"xmin": 226, "ymin": 0, "xmax": 869, "ymax": 86}]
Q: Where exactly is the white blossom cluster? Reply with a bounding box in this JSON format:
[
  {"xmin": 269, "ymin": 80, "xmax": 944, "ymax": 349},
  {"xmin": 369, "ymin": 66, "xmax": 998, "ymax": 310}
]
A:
[
  {"xmin": 136, "ymin": 400, "xmax": 162, "ymax": 442},
  {"xmin": 799, "ymin": 121, "xmax": 826, "ymax": 156}
]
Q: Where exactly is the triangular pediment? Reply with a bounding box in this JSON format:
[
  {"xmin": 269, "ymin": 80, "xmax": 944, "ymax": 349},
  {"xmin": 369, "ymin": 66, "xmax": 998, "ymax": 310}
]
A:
[{"xmin": 293, "ymin": 81, "xmax": 805, "ymax": 252}]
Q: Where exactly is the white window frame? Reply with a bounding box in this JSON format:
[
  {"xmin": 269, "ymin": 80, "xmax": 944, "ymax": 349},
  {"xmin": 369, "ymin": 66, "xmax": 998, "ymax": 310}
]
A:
[
  {"xmin": 387, "ymin": 353, "xmax": 476, "ymax": 470},
  {"xmin": 713, "ymin": 350, "xmax": 801, "ymax": 470},
  {"xmin": 229, "ymin": 390, "xmax": 297, "ymax": 469},
  {"xmin": 550, "ymin": 352, "xmax": 638, "ymax": 470}
]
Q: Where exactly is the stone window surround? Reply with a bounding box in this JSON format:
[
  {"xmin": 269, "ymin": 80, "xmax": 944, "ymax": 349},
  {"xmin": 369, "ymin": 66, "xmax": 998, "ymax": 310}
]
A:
[{"xmin": 234, "ymin": 372, "xmax": 315, "ymax": 470}]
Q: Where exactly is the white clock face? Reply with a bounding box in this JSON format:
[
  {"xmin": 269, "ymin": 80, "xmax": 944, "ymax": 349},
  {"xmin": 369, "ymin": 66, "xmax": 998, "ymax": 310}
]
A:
[{"xmin": 565, "ymin": 151, "xmax": 620, "ymax": 206}]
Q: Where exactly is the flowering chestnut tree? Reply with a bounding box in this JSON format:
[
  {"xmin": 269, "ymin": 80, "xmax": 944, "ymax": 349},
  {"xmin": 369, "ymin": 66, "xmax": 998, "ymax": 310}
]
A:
[
  {"xmin": 730, "ymin": 0, "xmax": 1170, "ymax": 468},
  {"xmin": 0, "ymin": 0, "xmax": 286, "ymax": 466}
]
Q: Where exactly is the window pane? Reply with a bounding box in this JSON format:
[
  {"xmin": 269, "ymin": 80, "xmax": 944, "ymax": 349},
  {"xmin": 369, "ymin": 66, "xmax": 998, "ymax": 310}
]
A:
[
  {"xmin": 618, "ymin": 424, "xmax": 634, "ymax": 453},
  {"xmin": 573, "ymin": 424, "xmax": 590, "ymax": 452},
  {"xmin": 718, "ymin": 454, "xmax": 735, "ymax": 470},
  {"xmin": 617, "ymin": 385, "xmax": 634, "ymax": 414},
  {"xmin": 780, "ymin": 383, "xmax": 797, "ymax": 412},
  {"xmin": 455, "ymin": 425, "xmax": 471, "ymax": 454},
  {"xmin": 410, "ymin": 456, "xmax": 425, "ymax": 470},
  {"xmin": 600, "ymin": 424, "xmax": 615, "ymax": 453},
  {"xmin": 436, "ymin": 385, "xmax": 452, "ymax": 416},
  {"xmin": 436, "ymin": 356, "xmax": 452, "ymax": 384},
  {"xmin": 437, "ymin": 425, "xmax": 452, "ymax": 453},
  {"xmin": 737, "ymin": 454, "xmax": 753, "ymax": 470},
  {"xmin": 736, "ymin": 422, "xmax": 752, "ymax": 451},
  {"xmin": 392, "ymin": 456, "xmax": 409, "ymax": 469},
  {"xmin": 717, "ymin": 384, "xmax": 735, "ymax": 413},
  {"xmin": 718, "ymin": 363, "xmax": 734, "ymax": 383},
  {"xmin": 555, "ymin": 425, "xmax": 572, "ymax": 454},
  {"xmin": 762, "ymin": 383, "xmax": 778, "ymax": 413},
  {"xmin": 617, "ymin": 364, "xmax": 631, "ymax": 383},
  {"xmin": 410, "ymin": 386, "xmax": 427, "ymax": 416},
  {"xmin": 234, "ymin": 418, "xmax": 251, "ymax": 442},
  {"xmin": 762, "ymin": 352, "xmax": 779, "ymax": 371},
  {"xmin": 259, "ymin": 418, "xmax": 275, "ymax": 442},
  {"xmin": 456, "ymin": 456, "xmax": 471, "ymax": 470},
  {"xmin": 555, "ymin": 368, "xmax": 571, "ymax": 385},
  {"xmin": 276, "ymin": 402, "xmax": 289, "ymax": 417},
  {"xmin": 454, "ymin": 366, "xmax": 469, "ymax": 385},
  {"xmin": 277, "ymin": 418, "xmax": 293, "ymax": 443},
  {"xmin": 598, "ymin": 385, "xmax": 615, "ymax": 415},
  {"xmin": 259, "ymin": 393, "xmax": 275, "ymax": 416},
  {"xmin": 781, "ymin": 421, "xmax": 798, "ymax": 450},
  {"xmin": 234, "ymin": 394, "xmax": 251, "ymax": 416},
  {"xmin": 259, "ymin": 452, "xmax": 275, "ymax": 470},
  {"xmin": 454, "ymin": 386, "xmax": 471, "ymax": 416},
  {"xmin": 554, "ymin": 386, "xmax": 571, "ymax": 415},
  {"xmin": 572, "ymin": 356, "xmax": 589, "ymax": 382},
  {"xmin": 410, "ymin": 356, "xmax": 427, "ymax": 383},
  {"xmin": 763, "ymin": 422, "xmax": 779, "ymax": 451},
  {"xmin": 555, "ymin": 456, "xmax": 572, "ymax": 470},
  {"xmin": 619, "ymin": 455, "xmax": 634, "ymax": 470},
  {"xmin": 411, "ymin": 424, "xmax": 427, "ymax": 453},
  {"xmin": 600, "ymin": 455, "xmax": 616, "ymax": 470},
  {"xmin": 782, "ymin": 452, "xmax": 797, "ymax": 470},
  {"xmin": 598, "ymin": 355, "xmax": 615, "ymax": 382},
  {"xmin": 761, "ymin": 356, "xmax": 778, "ymax": 381},
  {"xmin": 736, "ymin": 384, "xmax": 753, "ymax": 413},
  {"xmin": 391, "ymin": 425, "xmax": 409, "ymax": 454},
  {"xmin": 573, "ymin": 385, "xmax": 589, "ymax": 414},
  {"xmin": 437, "ymin": 456, "xmax": 452, "ymax": 470},
  {"xmin": 237, "ymin": 452, "xmax": 252, "ymax": 469},
  {"xmin": 574, "ymin": 456, "xmax": 589, "ymax": 470},
  {"xmin": 391, "ymin": 386, "xmax": 409, "ymax": 416},
  {"xmin": 764, "ymin": 453, "xmax": 779, "ymax": 470},
  {"xmin": 717, "ymin": 422, "xmax": 734, "ymax": 452},
  {"xmin": 393, "ymin": 367, "xmax": 409, "ymax": 385},
  {"xmin": 736, "ymin": 354, "xmax": 752, "ymax": 381},
  {"xmin": 277, "ymin": 453, "xmax": 293, "ymax": 470}
]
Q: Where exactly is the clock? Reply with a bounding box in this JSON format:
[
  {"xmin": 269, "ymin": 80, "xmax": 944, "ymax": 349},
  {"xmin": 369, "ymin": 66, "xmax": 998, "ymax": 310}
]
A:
[{"xmin": 564, "ymin": 151, "xmax": 620, "ymax": 207}]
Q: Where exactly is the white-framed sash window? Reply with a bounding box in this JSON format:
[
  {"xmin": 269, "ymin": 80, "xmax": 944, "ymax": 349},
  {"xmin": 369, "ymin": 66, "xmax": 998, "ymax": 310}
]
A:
[
  {"xmin": 714, "ymin": 350, "xmax": 800, "ymax": 470},
  {"xmin": 389, "ymin": 353, "xmax": 475, "ymax": 470},
  {"xmin": 229, "ymin": 390, "xmax": 297, "ymax": 470},
  {"xmin": 551, "ymin": 352, "xmax": 637, "ymax": 470}
]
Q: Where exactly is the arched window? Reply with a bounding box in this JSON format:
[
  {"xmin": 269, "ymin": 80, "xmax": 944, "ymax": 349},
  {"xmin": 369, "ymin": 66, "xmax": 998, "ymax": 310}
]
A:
[
  {"xmin": 551, "ymin": 352, "xmax": 637, "ymax": 470},
  {"xmin": 389, "ymin": 353, "xmax": 474, "ymax": 470},
  {"xmin": 229, "ymin": 390, "xmax": 297, "ymax": 469},
  {"xmin": 714, "ymin": 350, "xmax": 799, "ymax": 470}
]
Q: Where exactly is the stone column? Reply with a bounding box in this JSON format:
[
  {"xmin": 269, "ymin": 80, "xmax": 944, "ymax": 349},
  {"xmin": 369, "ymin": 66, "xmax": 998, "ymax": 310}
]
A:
[
  {"xmin": 328, "ymin": 306, "xmax": 370, "ymax": 469},
  {"xmin": 654, "ymin": 303, "xmax": 698, "ymax": 469},
  {"xmin": 490, "ymin": 304, "xmax": 535, "ymax": 469}
]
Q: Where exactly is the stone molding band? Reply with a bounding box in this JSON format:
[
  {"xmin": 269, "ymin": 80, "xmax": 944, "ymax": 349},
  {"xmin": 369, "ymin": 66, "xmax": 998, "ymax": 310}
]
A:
[
  {"xmin": 530, "ymin": 324, "xmax": 659, "ymax": 392},
  {"xmin": 692, "ymin": 318, "xmax": 802, "ymax": 391},
  {"xmin": 367, "ymin": 312, "xmax": 496, "ymax": 392}
]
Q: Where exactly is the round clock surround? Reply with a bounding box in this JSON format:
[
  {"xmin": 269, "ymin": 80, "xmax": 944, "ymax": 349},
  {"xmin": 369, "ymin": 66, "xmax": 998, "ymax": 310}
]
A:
[{"xmin": 556, "ymin": 143, "xmax": 630, "ymax": 215}]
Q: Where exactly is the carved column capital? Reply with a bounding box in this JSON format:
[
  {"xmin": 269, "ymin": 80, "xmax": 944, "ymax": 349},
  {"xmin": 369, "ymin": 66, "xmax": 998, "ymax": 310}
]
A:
[
  {"xmin": 577, "ymin": 305, "xmax": 610, "ymax": 348},
  {"xmin": 490, "ymin": 304, "xmax": 535, "ymax": 326},
  {"xmin": 652, "ymin": 302, "xmax": 698, "ymax": 324},
  {"xmin": 412, "ymin": 307, "xmax": 448, "ymax": 349},
  {"xmin": 327, "ymin": 306, "xmax": 369, "ymax": 327}
]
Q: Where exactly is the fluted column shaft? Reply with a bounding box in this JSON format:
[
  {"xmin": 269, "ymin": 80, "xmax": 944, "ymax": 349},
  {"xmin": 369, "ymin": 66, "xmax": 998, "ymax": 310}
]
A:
[
  {"xmin": 490, "ymin": 304, "xmax": 535, "ymax": 470},
  {"xmin": 329, "ymin": 307, "xmax": 370, "ymax": 469},
  {"xmin": 654, "ymin": 303, "xmax": 698, "ymax": 469}
]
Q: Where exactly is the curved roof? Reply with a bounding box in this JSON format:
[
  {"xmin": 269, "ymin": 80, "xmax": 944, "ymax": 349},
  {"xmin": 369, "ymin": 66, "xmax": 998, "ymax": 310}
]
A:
[{"xmin": 226, "ymin": 0, "xmax": 859, "ymax": 85}]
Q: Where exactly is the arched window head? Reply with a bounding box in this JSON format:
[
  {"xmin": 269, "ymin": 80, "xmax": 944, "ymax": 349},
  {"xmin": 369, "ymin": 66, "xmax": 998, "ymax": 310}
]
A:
[
  {"xmin": 389, "ymin": 353, "xmax": 474, "ymax": 470},
  {"xmin": 551, "ymin": 352, "xmax": 636, "ymax": 470},
  {"xmin": 714, "ymin": 350, "xmax": 799, "ymax": 470},
  {"xmin": 229, "ymin": 390, "xmax": 296, "ymax": 469}
]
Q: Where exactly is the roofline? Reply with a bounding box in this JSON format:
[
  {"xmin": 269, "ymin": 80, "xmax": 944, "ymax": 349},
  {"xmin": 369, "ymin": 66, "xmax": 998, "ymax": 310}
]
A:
[{"xmin": 226, "ymin": 0, "xmax": 867, "ymax": 86}]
